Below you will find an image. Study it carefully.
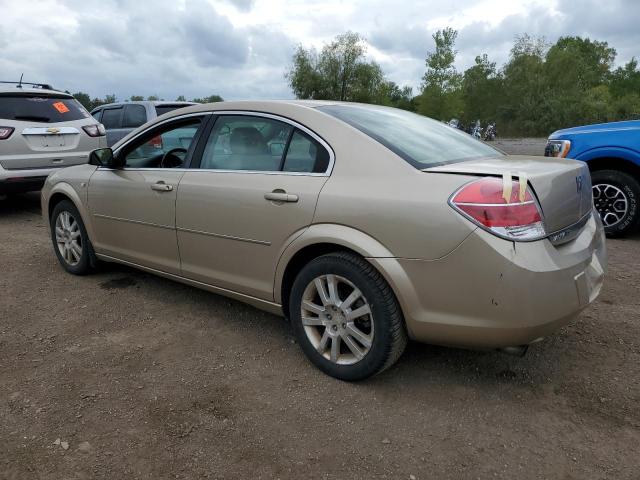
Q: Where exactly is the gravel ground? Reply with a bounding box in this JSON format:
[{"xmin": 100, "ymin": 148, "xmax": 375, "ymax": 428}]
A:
[{"xmin": 1, "ymin": 138, "xmax": 639, "ymax": 479}]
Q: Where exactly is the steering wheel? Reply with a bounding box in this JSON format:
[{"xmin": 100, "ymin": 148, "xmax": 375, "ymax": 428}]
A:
[{"xmin": 160, "ymin": 147, "xmax": 187, "ymax": 168}]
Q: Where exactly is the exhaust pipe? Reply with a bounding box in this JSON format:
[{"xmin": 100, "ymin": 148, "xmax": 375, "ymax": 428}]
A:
[{"xmin": 498, "ymin": 345, "xmax": 529, "ymax": 357}]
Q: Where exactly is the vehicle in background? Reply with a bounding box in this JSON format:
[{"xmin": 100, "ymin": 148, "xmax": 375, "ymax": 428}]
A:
[
  {"xmin": 90, "ymin": 101, "xmax": 195, "ymax": 147},
  {"xmin": 546, "ymin": 120, "xmax": 640, "ymax": 236},
  {"xmin": 0, "ymin": 82, "xmax": 105, "ymax": 195},
  {"xmin": 484, "ymin": 122, "xmax": 497, "ymax": 141},
  {"xmin": 43, "ymin": 101, "xmax": 605, "ymax": 381},
  {"xmin": 470, "ymin": 120, "xmax": 483, "ymax": 140}
]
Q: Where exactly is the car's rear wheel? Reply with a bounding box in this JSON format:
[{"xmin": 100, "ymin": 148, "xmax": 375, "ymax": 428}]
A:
[
  {"xmin": 50, "ymin": 200, "xmax": 96, "ymax": 275},
  {"xmin": 289, "ymin": 252, "xmax": 407, "ymax": 381},
  {"xmin": 591, "ymin": 170, "xmax": 640, "ymax": 237}
]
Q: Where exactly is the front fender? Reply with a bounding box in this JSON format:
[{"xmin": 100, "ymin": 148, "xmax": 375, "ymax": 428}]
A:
[
  {"xmin": 44, "ymin": 180, "xmax": 96, "ymax": 244},
  {"xmin": 576, "ymin": 146, "xmax": 640, "ymax": 167}
]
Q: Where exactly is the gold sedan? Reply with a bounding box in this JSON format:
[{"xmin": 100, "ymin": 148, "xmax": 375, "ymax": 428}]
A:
[{"xmin": 42, "ymin": 101, "xmax": 606, "ymax": 380}]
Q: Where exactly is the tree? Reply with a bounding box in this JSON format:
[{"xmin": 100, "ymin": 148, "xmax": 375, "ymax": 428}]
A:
[
  {"xmin": 191, "ymin": 95, "xmax": 224, "ymax": 103},
  {"xmin": 147, "ymin": 95, "xmax": 160, "ymax": 101},
  {"xmin": 72, "ymin": 92, "xmax": 92, "ymax": 110},
  {"xmin": 417, "ymin": 28, "xmax": 463, "ymax": 120},
  {"xmin": 175, "ymin": 95, "xmax": 186, "ymax": 101},
  {"xmin": 461, "ymin": 54, "xmax": 501, "ymax": 122},
  {"xmin": 286, "ymin": 32, "xmax": 408, "ymax": 105},
  {"xmin": 130, "ymin": 95, "xmax": 144, "ymax": 101}
]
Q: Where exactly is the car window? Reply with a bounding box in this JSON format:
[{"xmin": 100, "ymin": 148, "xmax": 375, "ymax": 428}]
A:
[
  {"xmin": 317, "ymin": 104, "xmax": 503, "ymax": 168},
  {"xmin": 283, "ymin": 130, "xmax": 330, "ymax": 173},
  {"xmin": 199, "ymin": 115, "xmax": 293, "ymax": 171},
  {"xmin": 91, "ymin": 109, "xmax": 102, "ymax": 121},
  {"xmin": 121, "ymin": 119, "xmax": 202, "ymax": 169},
  {"xmin": 101, "ymin": 108, "xmax": 123, "ymax": 129},
  {"xmin": 123, "ymin": 105, "xmax": 147, "ymax": 128},
  {"xmin": 155, "ymin": 104, "xmax": 192, "ymax": 116},
  {"xmin": 0, "ymin": 95, "xmax": 91, "ymax": 123}
]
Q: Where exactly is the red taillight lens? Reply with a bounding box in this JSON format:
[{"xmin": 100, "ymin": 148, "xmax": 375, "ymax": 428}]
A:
[
  {"xmin": 149, "ymin": 135, "xmax": 163, "ymax": 149},
  {"xmin": 83, "ymin": 124, "xmax": 106, "ymax": 137},
  {"xmin": 0, "ymin": 126, "xmax": 15, "ymax": 140},
  {"xmin": 450, "ymin": 177, "xmax": 546, "ymax": 241}
]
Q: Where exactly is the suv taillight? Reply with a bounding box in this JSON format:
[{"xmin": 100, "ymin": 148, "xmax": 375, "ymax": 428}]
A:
[
  {"xmin": 149, "ymin": 135, "xmax": 163, "ymax": 149},
  {"xmin": 82, "ymin": 124, "xmax": 106, "ymax": 137},
  {"xmin": 450, "ymin": 177, "xmax": 546, "ymax": 241},
  {"xmin": 0, "ymin": 127, "xmax": 15, "ymax": 140}
]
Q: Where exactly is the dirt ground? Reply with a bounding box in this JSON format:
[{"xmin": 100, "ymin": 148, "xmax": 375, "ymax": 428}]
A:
[{"xmin": 1, "ymin": 138, "xmax": 639, "ymax": 480}]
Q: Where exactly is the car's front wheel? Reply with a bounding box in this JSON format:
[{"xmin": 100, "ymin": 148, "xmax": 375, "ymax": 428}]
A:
[
  {"xmin": 289, "ymin": 252, "xmax": 407, "ymax": 381},
  {"xmin": 50, "ymin": 200, "xmax": 97, "ymax": 275},
  {"xmin": 591, "ymin": 170, "xmax": 640, "ymax": 237}
]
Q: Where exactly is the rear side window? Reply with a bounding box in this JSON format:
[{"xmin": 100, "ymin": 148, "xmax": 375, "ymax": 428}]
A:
[
  {"xmin": 317, "ymin": 104, "xmax": 503, "ymax": 168},
  {"xmin": 283, "ymin": 130, "xmax": 330, "ymax": 173},
  {"xmin": 155, "ymin": 104, "xmax": 191, "ymax": 116},
  {"xmin": 123, "ymin": 104, "xmax": 147, "ymax": 128},
  {"xmin": 91, "ymin": 109, "xmax": 102, "ymax": 121},
  {"xmin": 101, "ymin": 108, "xmax": 123, "ymax": 129},
  {"xmin": 0, "ymin": 95, "xmax": 91, "ymax": 123}
]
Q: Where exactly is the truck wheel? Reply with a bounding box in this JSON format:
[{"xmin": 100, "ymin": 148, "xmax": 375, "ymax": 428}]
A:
[{"xmin": 591, "ymin": 170, "xmax": 640, "ymax": 237}]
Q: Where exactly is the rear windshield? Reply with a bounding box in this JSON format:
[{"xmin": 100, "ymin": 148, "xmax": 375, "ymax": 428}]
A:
[
  {"xmin": 155, "ymin": 104, "xmax": 192, "ymax": 116},
  {"xmin": 0, "ymin": 95, "xmax": 91, "ymax": 123},
  {"xmin": 316, "ymin": 104, "xmax": 503, "ymax": 168}
]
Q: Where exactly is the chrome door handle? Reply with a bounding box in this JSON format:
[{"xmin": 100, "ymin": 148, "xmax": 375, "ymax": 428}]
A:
[
  {"xmin": 151, "ymin": 182, "xmax": 173, "ymax": 192},
  {"xmin": 264, "ymin": 191, "xmax": 299, "ymax": 203}
]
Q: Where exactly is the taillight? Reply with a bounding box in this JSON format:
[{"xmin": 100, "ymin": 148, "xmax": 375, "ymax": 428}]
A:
[
  {"xmin": 0, "ymin": 126, "xmax": 15, "ymax": 140},
  {"xmin": 545, "ymin": 139, "xmax": 571, "ymax": 158},
  {"xmin": 149, "ymin": 135, "xmax": 163, "ymax": 149},
  {"xmin": 450, "ymin": 177, "xmax": 546, "ymax": 241},
  {"xmin": 83, "ymin": 124, "xmax": 106, "ymax": 137}
]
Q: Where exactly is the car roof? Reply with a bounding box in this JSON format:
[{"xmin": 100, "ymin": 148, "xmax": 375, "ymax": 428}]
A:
[
  {"xmin": 0, "ymin": 86, "xmax": 72, "ymax": 97},
  {"xmin": 91, "ymin": 100, "xmax": 196, "ymax": 111}
]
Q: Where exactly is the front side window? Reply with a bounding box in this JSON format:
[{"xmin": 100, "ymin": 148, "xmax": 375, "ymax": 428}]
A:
[
  {"xmin": 120, "ymin": 119, "xmax": 202, "ymax": 168},
  {"xmin": 317, "ymin": 104, "xmax": 503, "ymax": 168},
  {"xmin": 199, "ymin": 115, "xmax": 330, "ymax": 173},
  {"xmin": 0, "ymin": 94, "xmax": 91, "ymax": 123},
  {"xmin": 123, "ymin": 105, "xmax": 147, "ymax": 128},
  {"xmin": 101, "ymin": 108, "xmax": 123, "ymax": 129}
]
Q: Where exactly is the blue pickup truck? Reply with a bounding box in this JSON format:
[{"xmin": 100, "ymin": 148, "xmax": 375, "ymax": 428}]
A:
[{"xmin": 546, "ymin": 120, "xmax": 640, "ymax": 236}]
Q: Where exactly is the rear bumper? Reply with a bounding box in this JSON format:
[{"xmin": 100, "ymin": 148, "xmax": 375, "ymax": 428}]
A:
[
  {"xmin": 0, "ymin": 165, "xmax": 62, "ymax": 194},
  {"xmin": 371, "ymin": 210, "xmax": 606, "ymax": 349}
]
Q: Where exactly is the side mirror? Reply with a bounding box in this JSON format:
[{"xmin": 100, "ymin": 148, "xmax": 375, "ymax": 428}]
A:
[{"xmin": 89, "ymin": 148, "xmax": 124, "ymax": 169}]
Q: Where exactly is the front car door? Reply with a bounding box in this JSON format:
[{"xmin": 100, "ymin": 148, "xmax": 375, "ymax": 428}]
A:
[
  {"xmin": 176, "ymin": 113, "xmax": 333, "ymax": 300},
  {"xmin": 88, "ymin": 114, "xmax": 209, "ymax": 274}
]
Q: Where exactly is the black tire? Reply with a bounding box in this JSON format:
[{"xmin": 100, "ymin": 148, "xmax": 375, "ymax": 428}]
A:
[
  {"xmin": 289, "ymin": 252, "xmax": 408, "ymax": 381},
  {"xmin": 50, "ymin": 200, "xmax": 97, "ymax": 275},
  {"xmin": 591, "ymin": 170, "xmax": 640, "ymax": 237}
]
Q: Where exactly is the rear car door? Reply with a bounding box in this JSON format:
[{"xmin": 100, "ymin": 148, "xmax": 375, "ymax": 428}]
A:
[
  {"xmin": 88, "ymin": 114, "xmax": 208, "ymax": 274},
  {"xmin": 176, "ymin": 113, "xmax": 333, "ymax": 300}
]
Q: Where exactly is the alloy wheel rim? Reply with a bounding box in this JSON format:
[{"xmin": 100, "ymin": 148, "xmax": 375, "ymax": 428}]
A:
[
  {"xmin": 300, "ymin": 274, "xmax": 374, "ymax": 365},
  {"xmin": 592, "ymin": 183, "xmax": 629, "ymax": 228},
  {"xmin": 55, "ymin": 211, "xmax": 83, "ymax": 266}
]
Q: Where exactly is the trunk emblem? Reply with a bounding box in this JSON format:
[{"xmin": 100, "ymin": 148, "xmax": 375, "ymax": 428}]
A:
[
  {"xmin": 46, "ymin": 127, "xmax": 61, "ymax": 134},
  {"xmin": 576, "ymin": 175, "xmax": 584, "ymax": 193}
]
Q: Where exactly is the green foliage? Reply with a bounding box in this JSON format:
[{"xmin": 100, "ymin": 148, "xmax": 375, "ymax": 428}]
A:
[
  {"xmin": 286, "ymin": 32, "xmax": 413, "ymax": 109},
  {"xmin": 130, "ymin": 95, "xmax": 144, "ymax": 101},
  {"xmin": 72, "ymin": 92, "xmax": 92, "ymax": 110},
  {"xmin": 191, "ymin": 94, "xmax": 224, "ymax": 103},
  {"xmin": 175, "ymin": 95, "xmax": 186, "ymax": 101}
]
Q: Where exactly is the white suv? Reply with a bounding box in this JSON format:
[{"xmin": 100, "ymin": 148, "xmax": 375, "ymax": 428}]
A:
[{"xmin": 0, "ymin": 83, "xmax": 106, "ymax": 194}]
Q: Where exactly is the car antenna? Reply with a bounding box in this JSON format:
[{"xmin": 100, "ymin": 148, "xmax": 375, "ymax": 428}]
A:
[{"xmin": 17, "ymin": 73, "xmax": 24, "ymax": 89}]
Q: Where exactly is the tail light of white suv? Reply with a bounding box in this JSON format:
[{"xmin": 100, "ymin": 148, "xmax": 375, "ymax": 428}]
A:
[
  {"xmin": 82, "ymin": 124, "xmax": 106, "ymax": 137},
  {"xmin": 0, "ymin": 126, "xmax": 15, "ymax": 139}
]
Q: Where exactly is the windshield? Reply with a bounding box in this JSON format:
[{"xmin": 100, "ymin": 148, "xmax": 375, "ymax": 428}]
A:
[
  {"xmin": 0, "ymin": 94, "xmax": 90, "ymax": 123},
  {"xmin": 316, "ymin": 104, "xmax": 503, "ymax": 168}
]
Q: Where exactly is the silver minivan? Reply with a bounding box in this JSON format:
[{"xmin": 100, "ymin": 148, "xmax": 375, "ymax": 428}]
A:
[{"xmin": 0, "ymin": 84, "xmax": 105, "ymax": 194}]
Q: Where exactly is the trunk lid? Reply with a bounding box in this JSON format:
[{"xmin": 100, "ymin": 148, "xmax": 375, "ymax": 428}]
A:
[{"xmin": 425, "ymin": 155, "xmax": 593, "ymax": 233}]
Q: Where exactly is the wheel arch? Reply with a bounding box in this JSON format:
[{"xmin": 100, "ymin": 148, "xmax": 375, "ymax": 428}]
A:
[
  {"xmin": 275, "ymin": 224, "xmax": 403, "ymax": 319},
  {"xmin": 46, "ymin": 183, "xmax": 96, "ymax": 242}
]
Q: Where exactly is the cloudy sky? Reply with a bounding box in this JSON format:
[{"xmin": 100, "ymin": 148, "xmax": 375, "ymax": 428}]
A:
[{"xmin": 1, "ymin": 0, "xmax": 638, "ymax": 101}]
